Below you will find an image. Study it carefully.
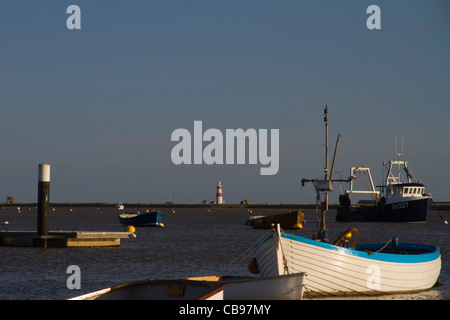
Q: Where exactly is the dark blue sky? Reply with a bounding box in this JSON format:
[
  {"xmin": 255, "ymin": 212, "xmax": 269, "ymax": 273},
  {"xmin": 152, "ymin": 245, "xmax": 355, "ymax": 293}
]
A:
[{"xmin": 1, "ymin": 1, "xmax": 449, "ymax": 203}]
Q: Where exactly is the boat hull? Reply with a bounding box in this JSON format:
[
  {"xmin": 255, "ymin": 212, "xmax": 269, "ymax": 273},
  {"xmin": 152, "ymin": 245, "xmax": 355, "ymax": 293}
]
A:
[
  {"xmin": 188, "ymin": 273, "xmax": 305, "ymax": 300},
  {"xmin": 336, "ymin": 197, "xmax": 432, "ymax": 222},
  {"xmin": 118, "ymin": 211, "xmax": 164, "ymax": 227},
  {"xmin": 254, "ymin": 226, "xmax": 441, "ymax": 297},
  {"xmin": 69, "ymin": 279, "xmax": 225, "ymax": 300},
  {"xmin": 247, "ymin": 209, "xmax": 304, "ymax": 229}
]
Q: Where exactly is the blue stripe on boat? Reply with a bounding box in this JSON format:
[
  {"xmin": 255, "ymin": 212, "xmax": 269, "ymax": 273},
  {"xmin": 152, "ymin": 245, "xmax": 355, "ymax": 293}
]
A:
[{"xmin": 280, "ymin": 232, "xmax": 440, "ymax": 264}]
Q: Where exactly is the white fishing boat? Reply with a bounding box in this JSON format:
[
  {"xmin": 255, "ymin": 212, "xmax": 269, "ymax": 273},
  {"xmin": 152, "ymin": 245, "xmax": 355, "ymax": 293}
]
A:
[
  {"xmin": 253, "ymin": 224, "xmax": 441, "ymax": 297},
  {"xmin": 68, "ymin": 279, "xmax": 226, "ymax": 300},
  {"xmin": 252, "ymin": 106, "xmax": 441, "ymax": 297},
  {"xmin": 187, "ymin": 273, "xmax": 305, "ymax": 300}
]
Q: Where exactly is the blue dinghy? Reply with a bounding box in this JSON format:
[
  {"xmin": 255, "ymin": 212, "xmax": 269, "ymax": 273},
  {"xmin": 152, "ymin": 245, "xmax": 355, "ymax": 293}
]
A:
[{"xmin": 118, "ymin": 210, "xmax": 164, "ymax": 227}]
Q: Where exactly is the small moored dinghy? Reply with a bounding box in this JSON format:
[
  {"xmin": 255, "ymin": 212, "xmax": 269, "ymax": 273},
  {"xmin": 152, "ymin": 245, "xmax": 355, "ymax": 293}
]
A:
[
  {"xmin": 246, "ymin": 209, "xmax": 305, "ymax": 230},
  {"xmin": 118, "ymin": 210, "xmax": 164, "ymax": 227}
]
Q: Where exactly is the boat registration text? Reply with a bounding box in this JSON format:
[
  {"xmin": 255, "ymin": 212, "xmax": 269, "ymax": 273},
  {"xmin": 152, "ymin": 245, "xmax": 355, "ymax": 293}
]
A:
[{"xmin": 392, "ymin": 202, "xmax": 409, "ymax": 210}]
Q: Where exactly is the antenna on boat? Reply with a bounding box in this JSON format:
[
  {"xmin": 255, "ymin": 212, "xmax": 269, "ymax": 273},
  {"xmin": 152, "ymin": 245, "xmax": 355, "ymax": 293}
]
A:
[
  {"xmin": 329, "ymin": 133, "xmax": 341, "ymax": 181},
  {"xmin": 395, "ymin": 136, "xmax": 404, "ymax": 160}
]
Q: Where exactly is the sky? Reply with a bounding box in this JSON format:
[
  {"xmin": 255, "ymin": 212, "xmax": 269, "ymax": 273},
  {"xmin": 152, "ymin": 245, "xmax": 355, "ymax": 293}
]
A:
[{"xmin": 0, "ymin": 0, "xmax": 449, "ymax": 204}]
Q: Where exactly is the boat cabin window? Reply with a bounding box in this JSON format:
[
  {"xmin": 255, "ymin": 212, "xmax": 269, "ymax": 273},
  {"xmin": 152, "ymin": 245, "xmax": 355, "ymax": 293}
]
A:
[
  {"xmin": 392, "ymin": 185, "xmax": 402, "ymax": 195},
  {"xmin": 403, "ymin": 187, "xmax": 425, "ymax": 195}
]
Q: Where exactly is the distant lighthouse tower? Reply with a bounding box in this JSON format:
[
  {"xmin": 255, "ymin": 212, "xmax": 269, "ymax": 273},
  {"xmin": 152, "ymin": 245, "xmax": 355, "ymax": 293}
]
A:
[{"xmin": 216, "ymin": 181, "xmax": 223, "ymax": 204}]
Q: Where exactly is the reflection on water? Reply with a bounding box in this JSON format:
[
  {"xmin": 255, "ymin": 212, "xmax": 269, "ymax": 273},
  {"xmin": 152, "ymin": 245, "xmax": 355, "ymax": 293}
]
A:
[{"xmin": 0, "ymin": 207, "xmax": 448, "ymax": 300}]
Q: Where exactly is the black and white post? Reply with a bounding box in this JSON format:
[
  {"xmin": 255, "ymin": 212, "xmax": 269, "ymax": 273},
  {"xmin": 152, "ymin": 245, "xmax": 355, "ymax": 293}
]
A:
[{"xmin": 37, "ymin": 163, "xmax": 50, "ymax": 236}]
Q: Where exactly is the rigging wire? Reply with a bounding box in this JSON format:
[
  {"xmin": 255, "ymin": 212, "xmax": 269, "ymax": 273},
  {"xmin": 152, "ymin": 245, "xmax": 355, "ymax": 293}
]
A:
[{"xmin": 222, "ymin": 230, "xmax": 272, "ymax": 276}]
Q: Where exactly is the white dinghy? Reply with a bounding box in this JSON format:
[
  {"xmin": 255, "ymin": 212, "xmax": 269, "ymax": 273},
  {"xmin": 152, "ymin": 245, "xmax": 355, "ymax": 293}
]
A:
[{"xmin": 253, "ymin": 224, "xmax": 441, "ymax": 297}]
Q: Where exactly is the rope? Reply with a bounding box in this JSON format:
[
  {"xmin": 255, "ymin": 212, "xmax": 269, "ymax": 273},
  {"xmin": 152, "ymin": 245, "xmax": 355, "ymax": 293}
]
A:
[
  {"xmin": 303, "ymin": 285, "xmax": 314, "ymax": 300},
  {"xmin": 375, "ymin": 238, "xmax": 392, "ymax": 253},
  {"xmin": 359, "ymin": 172, "xmax": 377, "ymax": 201},
  {"xmin": 277, "ymin": 226, "xmax": 290, "ymax": 275},
  {"xmin": 222, "ymin": 230, "xmax": 272, "ymax": 276}
]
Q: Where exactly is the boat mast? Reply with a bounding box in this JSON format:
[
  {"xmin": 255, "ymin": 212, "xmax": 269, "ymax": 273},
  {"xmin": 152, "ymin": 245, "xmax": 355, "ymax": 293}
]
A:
[
  {"xmin": 301, "ymin": 106, "xmax": 349, "ymax": 241},
  {"xmin": 324, "ymin": 105, "xmax": 329, "ymax": 182},
  {"xmin": 322, "ymin": 106, "xmax": 329, "ymax": 233}
]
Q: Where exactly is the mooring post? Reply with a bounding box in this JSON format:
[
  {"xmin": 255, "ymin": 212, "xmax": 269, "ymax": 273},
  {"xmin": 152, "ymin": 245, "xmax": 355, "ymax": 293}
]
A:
[{"xmin": 37, "ymin": 163, "xmax": 50, "ymax": 236}]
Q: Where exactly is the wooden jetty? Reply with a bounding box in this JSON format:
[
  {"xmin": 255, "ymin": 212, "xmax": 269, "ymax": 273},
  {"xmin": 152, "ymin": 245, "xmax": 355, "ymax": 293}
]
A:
[{"xmin": 0, "ymin": 230, "xmax": 134, "ymax": 248}]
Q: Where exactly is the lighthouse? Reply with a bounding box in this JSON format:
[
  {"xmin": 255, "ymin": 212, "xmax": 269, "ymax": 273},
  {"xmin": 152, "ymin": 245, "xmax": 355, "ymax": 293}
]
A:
[{"xmin": 216, "ymin": 181, "xmax": 223, "ymax": 204}]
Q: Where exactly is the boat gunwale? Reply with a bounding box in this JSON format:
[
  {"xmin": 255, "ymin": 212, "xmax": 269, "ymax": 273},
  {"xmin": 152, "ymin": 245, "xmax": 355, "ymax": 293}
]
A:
[
  {"xmin": 118, "ymin": 211, "xmax": 165, "ymax": 219},
  {"xmin": 278, "ymin": 232, "xmax": 440, "ymax": 264},
  {"xmin": 187, "ymin": 272, "xmax": 306, "ymax": 284}
]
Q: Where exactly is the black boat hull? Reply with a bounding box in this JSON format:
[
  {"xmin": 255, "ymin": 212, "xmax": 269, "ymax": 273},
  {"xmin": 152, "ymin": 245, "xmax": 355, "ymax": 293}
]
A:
[{"xmin": 336, "ymin": 198, "xmax": 433, "ymax": 222}]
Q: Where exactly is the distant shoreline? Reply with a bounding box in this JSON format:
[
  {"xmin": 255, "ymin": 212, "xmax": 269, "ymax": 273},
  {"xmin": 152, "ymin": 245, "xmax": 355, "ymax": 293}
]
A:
[{"xmin": 2, "ymin": 202, "xmax": 450, "ymax": 211}]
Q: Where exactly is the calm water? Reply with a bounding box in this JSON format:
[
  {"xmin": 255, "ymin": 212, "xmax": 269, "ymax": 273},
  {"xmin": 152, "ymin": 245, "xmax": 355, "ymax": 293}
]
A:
[{"xmin": 0, "ymin": 206, "xmax": 448, "ymax": 300}]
